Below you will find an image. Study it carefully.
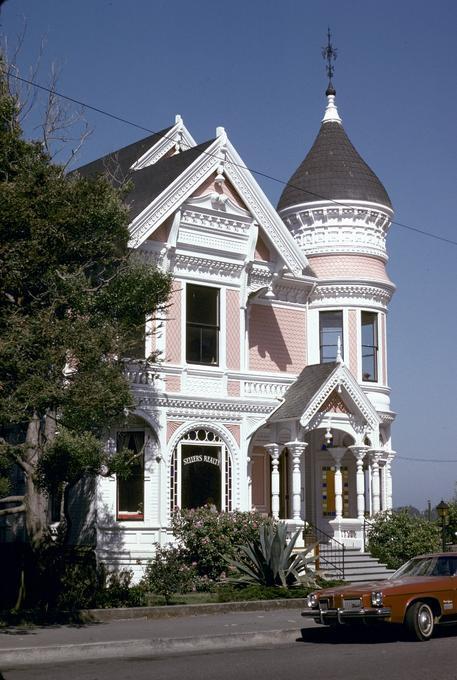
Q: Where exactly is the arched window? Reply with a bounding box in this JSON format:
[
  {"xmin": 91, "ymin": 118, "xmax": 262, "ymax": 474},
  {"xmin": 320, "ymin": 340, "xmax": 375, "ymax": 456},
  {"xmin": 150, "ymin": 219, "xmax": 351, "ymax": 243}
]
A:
[{"xmin": 170, "ymin": 429, "xmax": 232, "ymax": 513}]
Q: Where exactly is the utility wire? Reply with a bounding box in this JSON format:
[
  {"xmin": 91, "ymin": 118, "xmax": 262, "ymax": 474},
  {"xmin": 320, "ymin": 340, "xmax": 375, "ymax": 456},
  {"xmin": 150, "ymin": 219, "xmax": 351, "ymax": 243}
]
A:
[
  {"xmin": 7, "ymin": 71, "xmax": 457, "ymax": 249},
  {"xmin": 396, "ymin": 455, "xmax": 457, "ymax": 463}
]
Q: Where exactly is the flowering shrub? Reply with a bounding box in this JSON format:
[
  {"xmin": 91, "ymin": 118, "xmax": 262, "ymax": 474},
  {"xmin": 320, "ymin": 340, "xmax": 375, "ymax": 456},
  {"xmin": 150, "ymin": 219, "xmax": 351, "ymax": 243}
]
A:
[
  {"xmin": 141, "ymin": 544, "xmax": 196, "ymax": 604},
  {"xmin": 171, "ymin": 507, "xmax": 275, "ymax": 581},
  {"xmin": 367, "ymin": 510, "xmax": 441, "ymax": 569}
]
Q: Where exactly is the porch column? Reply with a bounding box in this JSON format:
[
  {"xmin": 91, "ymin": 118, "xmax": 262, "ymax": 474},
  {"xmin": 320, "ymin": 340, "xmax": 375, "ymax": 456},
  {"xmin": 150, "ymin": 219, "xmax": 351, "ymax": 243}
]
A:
[
  {"xmin": 349, "ymin": 445, "xmax": 369, "ymax": 520},
  {"xmin": 385, "ymin": 451, "xmax": 395, "ymax": 510},
  {"xmin": 285, "ymin": 440, "xmax": 307, "ymax": 521},
  {"xmin": 330, "ymin": 447, "xmax": 346, "ymax": 521},
  {"xmin": 370, "ymin": 451, "xmax": 382, "ymax": 515},
  {"xmin": 265, "ymin": 443, "xmax": 280, "ymax": 519}
]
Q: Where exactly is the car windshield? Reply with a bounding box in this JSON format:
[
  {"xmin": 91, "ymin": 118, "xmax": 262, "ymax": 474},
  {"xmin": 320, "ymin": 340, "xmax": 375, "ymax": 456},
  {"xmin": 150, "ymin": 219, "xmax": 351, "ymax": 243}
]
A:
[{"xmin": 390, "ymin": 556, "xmax": 457, "ymax": 579}]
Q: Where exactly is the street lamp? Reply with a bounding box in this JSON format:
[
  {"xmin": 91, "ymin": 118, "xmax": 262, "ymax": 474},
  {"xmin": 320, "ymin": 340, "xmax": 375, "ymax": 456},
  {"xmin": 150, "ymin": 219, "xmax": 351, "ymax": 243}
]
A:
[{"xmin": 436, "ymin": 500, "xmax": 450, "ymax": 552}]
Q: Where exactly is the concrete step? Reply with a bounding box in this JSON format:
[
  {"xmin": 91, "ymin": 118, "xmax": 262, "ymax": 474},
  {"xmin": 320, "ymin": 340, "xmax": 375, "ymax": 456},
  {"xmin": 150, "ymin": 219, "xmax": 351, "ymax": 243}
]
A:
[{"xmin": 316, "ymin": 545, "xmax": 395, "ymax": 582}]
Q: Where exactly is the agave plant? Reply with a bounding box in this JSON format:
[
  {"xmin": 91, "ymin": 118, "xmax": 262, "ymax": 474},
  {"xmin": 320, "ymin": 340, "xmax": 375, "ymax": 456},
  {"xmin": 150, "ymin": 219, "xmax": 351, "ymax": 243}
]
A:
[{"xmin": 228, "ymin": 523, "xmax": 318, "ymax": 588}]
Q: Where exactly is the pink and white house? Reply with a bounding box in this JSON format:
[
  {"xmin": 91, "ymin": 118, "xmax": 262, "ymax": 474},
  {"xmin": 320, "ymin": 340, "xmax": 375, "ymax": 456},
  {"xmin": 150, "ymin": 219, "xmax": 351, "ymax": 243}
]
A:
[{"xmin": 78, "ymin": 83, "xmax": 396, "ymax": 577}]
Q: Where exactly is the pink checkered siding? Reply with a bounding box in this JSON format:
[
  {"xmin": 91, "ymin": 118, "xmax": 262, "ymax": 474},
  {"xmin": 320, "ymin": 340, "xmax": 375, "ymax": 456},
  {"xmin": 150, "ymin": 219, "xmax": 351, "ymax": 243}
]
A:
[
  {"xmin": 191, "ymin": 173, "xmax": 247, "ymax": 209},
  {"xmin": 348, "ymin": 310, "xmax": 358, "ymax": 378},
  {"xmin": 308, "ymin": 255, "xmax": 393, "ymax": 285},
  {"xmin": 165, "ymin": 375, "xmax": 181, "ymax": 393},
  {"xmin": 224, "ymin": 424, "xmax": 240, "ymax": 446},
  {"xmin": 166, "ymin": 281, "xmax": 182, "ymax": 364},
  {"xmin": 167, "ymin": 420, "xmax": 184, "ymax": 442},
  {"xmin": 226, "ymin": 290, "xmax": 240, "ymax": 370},
  {"xmin": 248, "ymin": 305, "xmax": 306, "ymax": 373},
  {"xmin": 228, "ymin": 380, "xmax": 240, "ymax": 396}
]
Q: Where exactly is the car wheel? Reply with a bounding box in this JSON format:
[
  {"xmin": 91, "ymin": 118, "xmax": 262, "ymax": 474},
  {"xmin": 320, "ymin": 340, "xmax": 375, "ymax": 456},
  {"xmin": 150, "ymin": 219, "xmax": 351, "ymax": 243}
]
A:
[{"xmin": 405, "ymin": 601, "xmax": 435, "ymax": 641}]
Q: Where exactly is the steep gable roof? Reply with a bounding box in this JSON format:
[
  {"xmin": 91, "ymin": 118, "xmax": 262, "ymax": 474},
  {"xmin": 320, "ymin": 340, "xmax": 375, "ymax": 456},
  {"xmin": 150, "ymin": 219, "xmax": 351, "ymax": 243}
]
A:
[
  {"xmin": 123, "ymin": 140, "xmax": 215, "ymax": 220},
  {"xmin": 268, "ymin": 361, "xmax": 380, "ymax": 431},
  {"xmin": 268, "ymin": 363, "xmax": 336, "ymax": 422},
  {"xmin": 75, "ymin": 127, "xmax": 173, "ymax": 182}
]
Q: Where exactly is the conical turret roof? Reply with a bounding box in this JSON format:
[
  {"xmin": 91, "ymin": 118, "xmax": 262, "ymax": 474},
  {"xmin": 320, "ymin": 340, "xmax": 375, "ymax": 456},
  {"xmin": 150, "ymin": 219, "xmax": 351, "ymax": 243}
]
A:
[{"xmin": 277, "ymin": 94, "xmax": 392, "ymax": 212}]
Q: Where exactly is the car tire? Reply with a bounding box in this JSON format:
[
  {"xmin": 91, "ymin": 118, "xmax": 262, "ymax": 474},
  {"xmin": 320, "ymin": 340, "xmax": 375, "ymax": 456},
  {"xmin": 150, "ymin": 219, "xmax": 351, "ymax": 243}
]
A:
[{"xmin": 405, "ymin": 601, "xmax": 435, "ymax": 641}]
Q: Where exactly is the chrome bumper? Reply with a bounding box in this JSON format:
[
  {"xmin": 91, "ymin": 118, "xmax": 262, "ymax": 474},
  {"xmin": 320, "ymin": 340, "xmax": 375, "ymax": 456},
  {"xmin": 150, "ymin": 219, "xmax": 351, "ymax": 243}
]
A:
[{"xmin": 302, "ymin": 607, "xmax": 391, "ymax": 625}]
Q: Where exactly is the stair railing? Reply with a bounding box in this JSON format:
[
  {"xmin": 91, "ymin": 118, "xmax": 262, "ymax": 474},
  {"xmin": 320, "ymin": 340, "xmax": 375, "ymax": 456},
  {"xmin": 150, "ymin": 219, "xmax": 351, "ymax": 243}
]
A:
[
  {"xmin": 363, "ymin": 516, "xmax": 375, "ymax": 552},
  {"xmin": 303, "ymin": 520, "xmax": 345, "ymax": 580}
]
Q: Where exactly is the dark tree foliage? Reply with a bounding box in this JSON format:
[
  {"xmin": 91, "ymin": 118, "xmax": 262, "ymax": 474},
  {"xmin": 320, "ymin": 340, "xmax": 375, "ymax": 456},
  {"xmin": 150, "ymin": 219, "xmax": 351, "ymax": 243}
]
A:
[{"xmin": 0, "ymin": 59, "xmax": 171, "ymax": 551}]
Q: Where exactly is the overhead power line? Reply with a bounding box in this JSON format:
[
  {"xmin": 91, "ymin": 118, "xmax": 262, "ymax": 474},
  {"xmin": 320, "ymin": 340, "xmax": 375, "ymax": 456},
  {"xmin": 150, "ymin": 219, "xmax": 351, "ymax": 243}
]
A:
[
  {"xmin": 396, "ymin": 455, "xmax": 457, "ymax": 464},
  {"xmin": 6, "ymin": 71, "xmax": 457, "ymax": 248}
]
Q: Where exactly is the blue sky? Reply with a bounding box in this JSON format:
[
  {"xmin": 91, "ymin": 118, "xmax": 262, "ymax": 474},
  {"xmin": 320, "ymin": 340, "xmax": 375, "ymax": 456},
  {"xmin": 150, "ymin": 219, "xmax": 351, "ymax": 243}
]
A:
[{"xmin": 2, "ymin": 0, "xmax": 457, "ymax": 509}]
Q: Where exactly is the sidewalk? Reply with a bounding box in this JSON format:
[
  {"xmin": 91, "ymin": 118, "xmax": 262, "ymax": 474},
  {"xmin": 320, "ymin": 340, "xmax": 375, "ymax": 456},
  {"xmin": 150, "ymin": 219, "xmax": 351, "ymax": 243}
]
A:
[{"xmin": 0, "ymin": 601, "xmax": 316, "ymax": 669}]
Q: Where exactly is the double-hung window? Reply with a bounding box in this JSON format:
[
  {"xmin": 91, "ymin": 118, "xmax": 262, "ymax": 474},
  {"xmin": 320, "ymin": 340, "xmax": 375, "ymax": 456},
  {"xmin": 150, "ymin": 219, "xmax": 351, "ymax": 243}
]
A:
[
  {"xmin": 319, "ymin": 310, "xmax": 343, "ymax": 363},
  {"xmin": 117, "ymin": 431, "xmax": 145, "ymax": 520},
  {"xmin": 361, "ymin": 311, "xmax": 378, "ymax": 381},
  {"xmin": 186, "ymin": 284, "xmax": 220, "ymax": 365}
]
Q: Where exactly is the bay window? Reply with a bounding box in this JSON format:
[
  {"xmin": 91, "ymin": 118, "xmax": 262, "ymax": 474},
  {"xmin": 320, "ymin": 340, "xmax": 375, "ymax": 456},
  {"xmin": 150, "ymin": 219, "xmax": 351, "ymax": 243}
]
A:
[
  {"xmin": 319, "ymin": 310, "xmax": 343, "ymax": 363},
  {"xmin": 361, "ymin": 311, "xmax": 378, "ymax": 382}
]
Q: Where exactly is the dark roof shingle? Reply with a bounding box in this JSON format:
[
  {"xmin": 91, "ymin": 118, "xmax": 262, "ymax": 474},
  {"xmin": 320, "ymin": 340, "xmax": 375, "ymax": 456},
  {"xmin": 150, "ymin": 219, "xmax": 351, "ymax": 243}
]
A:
[
  {"xmin": 75, "ymin": 135, "xmax": 215, "ymax": 221},
  {"xmin": 277, "ymin": 122, "xmax": 392, "ymax": 212},
  {"xmin": 268, "ymin": 362, "xmax": 337, "ymax": 422}
]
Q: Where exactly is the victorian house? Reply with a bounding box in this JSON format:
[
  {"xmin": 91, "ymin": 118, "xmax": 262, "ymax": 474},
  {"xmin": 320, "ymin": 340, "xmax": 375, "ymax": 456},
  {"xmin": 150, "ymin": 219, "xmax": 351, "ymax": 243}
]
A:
[{"xmin": 76, "ymin": 83, "xmax": 396, "ymax": 577}]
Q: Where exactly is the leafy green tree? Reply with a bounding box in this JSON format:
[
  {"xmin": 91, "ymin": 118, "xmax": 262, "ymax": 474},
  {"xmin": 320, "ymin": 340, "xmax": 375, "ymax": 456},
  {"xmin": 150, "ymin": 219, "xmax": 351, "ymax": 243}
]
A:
[
  {"xmin": 0, "ymin": 59, "xmax": 171, "ymax": 551},
  {"xmin": 367, "ymin": 510, "xmax": 441, "ymax": 570}
]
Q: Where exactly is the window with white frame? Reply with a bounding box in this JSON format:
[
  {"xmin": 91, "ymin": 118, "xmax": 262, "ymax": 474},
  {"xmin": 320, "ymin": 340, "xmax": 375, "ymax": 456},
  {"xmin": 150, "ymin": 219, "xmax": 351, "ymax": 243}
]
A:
[
  {"xmin": 116, "ymin": 431, "xmax": 145, "ymax": 520},
  {"xmin": 319, "ymin": 310, "xmax": 343, "ymax": 363},
  {"xmin": 186, "ymin": 284, "xmax": 220, "ymax": 365},
  {"xmin": 361, "ymin": 311, "xmax": 378, "ymax": 382},
  {"xmin": 170, "ymin": 429, "xmax": 232, "ymax": 513}
]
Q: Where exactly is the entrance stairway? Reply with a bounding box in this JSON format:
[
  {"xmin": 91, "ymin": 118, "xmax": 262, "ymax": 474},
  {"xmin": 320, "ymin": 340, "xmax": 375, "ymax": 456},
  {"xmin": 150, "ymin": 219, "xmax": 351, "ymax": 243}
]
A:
[{"xmin": 317, "ymin": 545, "xmax": 395, "ymax": 583}]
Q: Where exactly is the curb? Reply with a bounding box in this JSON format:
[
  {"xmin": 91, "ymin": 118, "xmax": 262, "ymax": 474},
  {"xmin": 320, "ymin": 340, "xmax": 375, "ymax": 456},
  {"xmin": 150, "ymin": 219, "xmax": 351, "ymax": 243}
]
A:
[
  {"xmin": 0, "ymin": 628, "xmax": 302, "ymax": 668},
  {"xmin": 83, "ymin": 598, "xmax": 309, "ymax": 621}
]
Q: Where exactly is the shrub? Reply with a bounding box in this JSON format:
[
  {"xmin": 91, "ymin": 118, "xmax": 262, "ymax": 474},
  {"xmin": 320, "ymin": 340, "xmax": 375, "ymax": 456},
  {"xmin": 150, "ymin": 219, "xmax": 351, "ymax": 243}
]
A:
[
  {"xmin": 228, "ymin": 524, "xmax": 319, "ymax": 588},
  {"xmin": 367, "ymin": 510, "xmax": 441, "ymax": 570},
  {"xmin": 141, "ymin": 544, "xmax": 196, "ymax": 604},
  {"xmin": 171, "ymin": 507, "xmax": 275, "ymax": 581},
  {"xmin": 94, "ymin": 566, "xmax": 147, "ymax": 609}
]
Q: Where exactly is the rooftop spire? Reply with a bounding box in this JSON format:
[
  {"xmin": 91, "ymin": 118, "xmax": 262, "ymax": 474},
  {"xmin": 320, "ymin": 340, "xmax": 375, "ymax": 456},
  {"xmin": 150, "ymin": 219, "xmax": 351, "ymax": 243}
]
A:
[
  {"xmin": 322, "ymin": 27, "xmax": 337, "ymax": 95},
  {"xmin": 321, "ymin": 28, "xmax": 342, "ymax": 124}
]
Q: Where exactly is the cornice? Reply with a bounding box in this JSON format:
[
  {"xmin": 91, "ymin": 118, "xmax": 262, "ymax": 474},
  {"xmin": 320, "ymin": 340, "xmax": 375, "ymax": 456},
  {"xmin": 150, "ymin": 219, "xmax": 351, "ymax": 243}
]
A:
[
  {"xmin": 281, "ymin": 201, "xmax": 393, "ymax": 261},
  {"xmin": 310, "ymin": 282, "xmax": 393, "ymax": 308},
  {"xmin": 135, "ymin": 394, "xmax": 275, "ymax": 418},
  {"xmin": 173, "ymin": 253, "xmax": 244, "ymax": 281}
]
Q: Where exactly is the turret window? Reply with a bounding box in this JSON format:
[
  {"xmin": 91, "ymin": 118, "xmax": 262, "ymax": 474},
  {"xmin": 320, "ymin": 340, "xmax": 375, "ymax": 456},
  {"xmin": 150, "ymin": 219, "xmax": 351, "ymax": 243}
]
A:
[
  {"xmin": 319, "ymin": 311, "xmax": 343, "ymax": 363},
  {"xmin": 361, "ymin": 311, "xmax": 378, "ymax": 382}
]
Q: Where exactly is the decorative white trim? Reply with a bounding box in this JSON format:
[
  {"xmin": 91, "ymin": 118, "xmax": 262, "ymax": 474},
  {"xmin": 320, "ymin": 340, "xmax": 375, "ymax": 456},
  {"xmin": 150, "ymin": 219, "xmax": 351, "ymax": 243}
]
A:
[
  {"xmin": 322, "ymin": 93, "xmax": 342, "ymax": 124},
  {"xmin": 310, "ymin": 283, "xmax": 394, "ymax": 310},
  {"xmin": 166, "ymin": 421, "xmax": 241, "ymax": 509},
  {"xmin": 128, "ymin": 135, "xmax": 309, "ymax": 281},
  {"xmin": 299, "ymin": 363, "xmax": 381, "ymax": 433},
  {"xmin": 223, "ymin": 139, "xmax": 307, "ymax": 277},
  {"xmin": 281, "ymin": 201, "xmax": 393, "ymax": 260},
  {"xmin": 130, "ymin": 115, "xmax": 197, "ymax": 170}
]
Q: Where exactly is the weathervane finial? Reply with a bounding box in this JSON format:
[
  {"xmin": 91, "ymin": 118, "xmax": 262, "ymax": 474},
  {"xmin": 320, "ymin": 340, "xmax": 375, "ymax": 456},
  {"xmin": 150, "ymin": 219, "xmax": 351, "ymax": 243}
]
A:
[{"xmin": 322, "ymin": 27, "xmax": 337, "ymax": 96}]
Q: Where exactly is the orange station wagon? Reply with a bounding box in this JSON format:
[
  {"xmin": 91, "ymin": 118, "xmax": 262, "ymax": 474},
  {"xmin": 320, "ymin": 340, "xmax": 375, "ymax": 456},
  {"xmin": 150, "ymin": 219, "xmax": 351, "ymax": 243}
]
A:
[{"xmin": 302, "ymin": 553, "xmax": 457, "ymax": 641}]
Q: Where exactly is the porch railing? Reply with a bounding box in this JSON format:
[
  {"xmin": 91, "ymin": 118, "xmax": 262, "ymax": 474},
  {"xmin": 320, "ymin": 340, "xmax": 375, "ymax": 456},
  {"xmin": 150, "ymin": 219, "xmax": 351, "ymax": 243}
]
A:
[{"xmin": 304, "ymin": 521, "xmax": 345, "ymax": 580}]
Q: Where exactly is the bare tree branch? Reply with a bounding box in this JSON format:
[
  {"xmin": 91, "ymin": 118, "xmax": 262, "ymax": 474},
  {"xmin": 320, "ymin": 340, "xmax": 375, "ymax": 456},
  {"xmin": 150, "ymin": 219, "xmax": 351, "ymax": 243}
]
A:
[
  {"xmin": 0, "ymin": 496, "xmax": 25, "ymax": 503},
  {"xmin": 0, "ymin": 504, "xmax": 26, "ymax": 517}
]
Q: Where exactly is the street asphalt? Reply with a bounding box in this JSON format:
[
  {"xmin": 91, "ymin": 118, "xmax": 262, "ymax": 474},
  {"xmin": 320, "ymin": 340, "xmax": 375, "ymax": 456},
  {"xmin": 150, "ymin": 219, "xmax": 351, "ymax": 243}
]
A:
[{"xmin": 0, "ymin": 606, "xmax": 313, "ymax": 668}]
